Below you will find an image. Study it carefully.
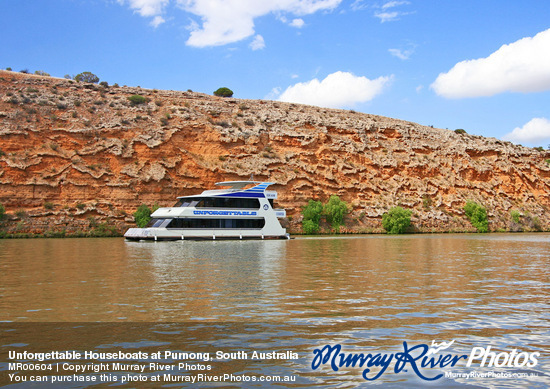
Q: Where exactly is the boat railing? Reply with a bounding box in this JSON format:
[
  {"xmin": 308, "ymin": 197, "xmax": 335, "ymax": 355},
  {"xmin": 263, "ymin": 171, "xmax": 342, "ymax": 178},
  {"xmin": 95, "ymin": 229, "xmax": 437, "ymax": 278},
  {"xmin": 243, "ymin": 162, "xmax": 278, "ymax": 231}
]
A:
[{"xmin": 200, "ymin": 189, "xmax": 243, "ymax": 195}]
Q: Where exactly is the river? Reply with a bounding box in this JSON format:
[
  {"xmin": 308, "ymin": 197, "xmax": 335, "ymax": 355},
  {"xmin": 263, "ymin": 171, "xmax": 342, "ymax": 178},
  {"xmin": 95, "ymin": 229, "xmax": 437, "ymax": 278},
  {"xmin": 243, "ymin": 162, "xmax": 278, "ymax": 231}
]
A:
[{"xmin": 0, "ymin": 234, "xmax": 549, "ymax": 388}]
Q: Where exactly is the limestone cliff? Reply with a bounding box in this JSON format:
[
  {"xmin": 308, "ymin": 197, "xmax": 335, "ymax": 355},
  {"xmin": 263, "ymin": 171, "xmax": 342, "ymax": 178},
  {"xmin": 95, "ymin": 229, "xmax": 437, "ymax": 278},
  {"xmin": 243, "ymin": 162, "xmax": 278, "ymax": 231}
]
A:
[{"xmin": 1, "ymin": 70, "xmax": 549, "ymax": 235}]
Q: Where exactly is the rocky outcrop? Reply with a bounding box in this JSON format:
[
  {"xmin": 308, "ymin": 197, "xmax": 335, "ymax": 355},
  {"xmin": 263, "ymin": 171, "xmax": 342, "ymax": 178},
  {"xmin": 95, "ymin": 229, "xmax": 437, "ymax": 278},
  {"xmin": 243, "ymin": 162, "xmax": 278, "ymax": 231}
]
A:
[{"xmin": 1, "ymin": 70, "xmax": 549, "ymax": 234}]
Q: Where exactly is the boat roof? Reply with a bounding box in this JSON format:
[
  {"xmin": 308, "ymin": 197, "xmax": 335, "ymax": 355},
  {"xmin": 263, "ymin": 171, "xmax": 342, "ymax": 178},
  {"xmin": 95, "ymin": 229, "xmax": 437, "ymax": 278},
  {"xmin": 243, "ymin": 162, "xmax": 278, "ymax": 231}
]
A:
[
  {"xmin": 215, "ymin": 181, "xmax": 264, "ymax": 189},
  {"xmin": 177, "ymin": 181, "xmax": 276, "ymax": 199}
]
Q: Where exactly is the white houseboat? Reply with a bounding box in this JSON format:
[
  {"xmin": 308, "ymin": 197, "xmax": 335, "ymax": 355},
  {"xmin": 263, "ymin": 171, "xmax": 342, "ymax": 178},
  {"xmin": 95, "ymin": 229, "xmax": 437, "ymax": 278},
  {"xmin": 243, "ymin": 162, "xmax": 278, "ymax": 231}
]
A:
[{"xmin": 124, "ymin": 181, "xmax": 289, "ymax": 241}]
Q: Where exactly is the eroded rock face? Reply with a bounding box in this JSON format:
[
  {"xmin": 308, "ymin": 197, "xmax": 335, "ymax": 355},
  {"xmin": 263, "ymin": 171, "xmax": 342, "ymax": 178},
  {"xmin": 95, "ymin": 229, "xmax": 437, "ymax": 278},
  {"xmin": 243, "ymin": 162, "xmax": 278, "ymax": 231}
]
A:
[{"xmin": 1, "ymin": 70, "xmax": 549, "ymax": 234}]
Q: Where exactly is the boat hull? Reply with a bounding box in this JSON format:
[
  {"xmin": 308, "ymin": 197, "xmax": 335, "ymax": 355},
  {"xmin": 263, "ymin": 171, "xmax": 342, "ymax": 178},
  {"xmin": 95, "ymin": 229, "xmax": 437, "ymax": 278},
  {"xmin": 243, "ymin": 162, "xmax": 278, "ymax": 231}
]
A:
[{"xmin": 124, "ymin": 227, "xmax": 290, "ymax": 241}]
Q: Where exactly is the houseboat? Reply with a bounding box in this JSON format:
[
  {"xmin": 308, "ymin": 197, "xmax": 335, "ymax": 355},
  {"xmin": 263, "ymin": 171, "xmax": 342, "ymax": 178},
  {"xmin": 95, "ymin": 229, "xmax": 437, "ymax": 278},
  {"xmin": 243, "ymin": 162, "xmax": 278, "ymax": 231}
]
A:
[{"xmin": 124, "ymin": 181, "xmax": 289, "ymax": 241}]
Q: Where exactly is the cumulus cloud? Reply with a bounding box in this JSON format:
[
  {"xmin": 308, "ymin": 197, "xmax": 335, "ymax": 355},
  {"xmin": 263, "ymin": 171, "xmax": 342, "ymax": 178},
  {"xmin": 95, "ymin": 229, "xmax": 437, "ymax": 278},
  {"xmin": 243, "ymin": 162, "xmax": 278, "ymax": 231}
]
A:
[
  {"xmin": 431, "ymin": 28, "xmax": 550, "ymax": 98},
  {"xmin": 179, "ymin": 0, "xmax": 341, "ymax": 47},
  {"xmin": 118, "ymin": 0, "xmax": 341, "ymax": 47},
  {"xmin": 277, "ymin": 71, "xmax": 392, "ymax": 108},
  {"xmin": 503, "ymin": 118, "xmax": 550, "ymax": 145},
  {"xmin": 249, "ymin": 34, "xmax": 265, "ymax": 50}
]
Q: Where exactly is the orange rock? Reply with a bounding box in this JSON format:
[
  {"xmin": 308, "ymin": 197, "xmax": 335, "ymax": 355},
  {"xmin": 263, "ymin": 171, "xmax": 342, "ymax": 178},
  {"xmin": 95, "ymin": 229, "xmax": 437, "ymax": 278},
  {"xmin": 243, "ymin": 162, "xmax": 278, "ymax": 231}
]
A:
[{"xmin": 1, "ymin": 70, "xmax": 549, "ymax": 234}]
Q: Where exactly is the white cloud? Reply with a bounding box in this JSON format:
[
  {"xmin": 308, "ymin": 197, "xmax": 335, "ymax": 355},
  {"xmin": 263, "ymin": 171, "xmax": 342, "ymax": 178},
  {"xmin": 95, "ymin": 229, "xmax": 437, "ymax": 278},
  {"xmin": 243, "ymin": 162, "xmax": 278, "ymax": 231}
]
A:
[
  {"xmin": 388, "ymin": 47, "xmax": 413, "ymax": 60},
  {"xmin": 382, "ymin": 1, "xmax": 410, "ymax": 9},
  {"xmin": 350, "ymin": 0, "xmax": 368, "ymax": 11},
  {"xmin": 374, "ymin": 11, "xmax": 399, "ymax": 22},
  {"xmin": 290, "ymin": 18, "xmax": 305, "ymax": 28},
  {"xmin": 374, "ymin": 0, "xmax": 411, "ymax": 22},
  {"xmin": 150, "ymin": 15, "xmax": 166, "ymax": 27},
  {"xmin": 431, "ymin": 28, "xmax": 550, "ymax": 99},
  {"xmin": 178, "ymin": 0, "xmax": 342, "ymax": 47},
  {"xmin": 249, "ymin": 34, "xmax": 265, "ymax": 50},
  {"xmin": 503, "ymin": 118, "xmax": 550, "ymax": 145},
  {"xmin": 118, "ymin": 0, "xmax": 341, "ymax": 47},
  {"xmin": 277, "ymin": 71, "xmax": 392, "ymax": 108},
  {"xmin": 118, "ymin": 0, "xmax": 169, "ymax": 17},
  {"xmin": 265, "ymin": 87, "xmax": 282, "ymax": 100}
]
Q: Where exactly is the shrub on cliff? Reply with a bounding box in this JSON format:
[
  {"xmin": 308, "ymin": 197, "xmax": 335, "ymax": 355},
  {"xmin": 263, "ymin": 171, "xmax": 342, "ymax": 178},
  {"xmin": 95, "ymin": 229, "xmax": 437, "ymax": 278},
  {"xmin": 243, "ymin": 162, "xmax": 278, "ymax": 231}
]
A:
[
  {"xmin": 128, "ymin": 95, "xmax": 149, "ymax": 105},
  {"xmin": 213, "ymin": 87, "xmax": 233, "ymax": 97},
  {"xmin": 382, "ymin": 206, "xmax": 412, "ymax": 234},
  {"xmin": 464, "ymin": 201, "xmax": 488, "ymax": 233},
  {"xmin": 90, "ymin": 222, "xmax": 119, "ymax": 237},
  {"xmin": 301, "ymin": 200, "xmax": 323, "ymax": 234},
  {"xmin": 510, "ymin": 210, "xmax": 523, "ymax": 232},
  {"xmin": 324, "ymin": 195, "xmax": 349, "ymax": 231},
  {"xmin": 74, "ymin": 71, "xmax": 100, "ymax": 84},
  {"xmin": 0, "ymin": 203, "xmax": 5, "ymax": 221}
]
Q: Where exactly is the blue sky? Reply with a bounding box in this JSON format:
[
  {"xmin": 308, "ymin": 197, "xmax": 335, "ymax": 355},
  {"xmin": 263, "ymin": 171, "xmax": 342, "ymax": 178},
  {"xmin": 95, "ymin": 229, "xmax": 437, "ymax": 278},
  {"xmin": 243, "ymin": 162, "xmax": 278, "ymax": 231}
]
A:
[{"xmin": 2, "ymin": 0, "xmax": 550, "ymax": 146}]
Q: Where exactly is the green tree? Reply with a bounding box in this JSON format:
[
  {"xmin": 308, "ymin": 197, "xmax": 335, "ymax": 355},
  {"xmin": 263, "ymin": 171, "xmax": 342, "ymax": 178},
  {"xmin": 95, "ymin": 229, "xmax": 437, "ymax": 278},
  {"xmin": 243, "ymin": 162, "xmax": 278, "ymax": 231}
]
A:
[
  {"xmin": 75, "ymin": 71, "xmax": 100, "ymax": 83},
  {"xmin": 301, "ymin": 200, "xmax": 323, "ymax": 234},
  {"xmin": 133, "ymin": 204, "xmax": 153, "ymax": 228},
  {"xmin": 302, "ymin": 219, "xmax": 319, "ymax": 235},
  {"xmin": 463, "ymin": 201, "xmax": 488, "ymax": 233},
  {"xmin": 0, "ymin": 203, "xmax": 5, "ymax": 221},
  {"xmin": 382, "ymin": 206, "xmax": 412, "ymax": 234},
  {"xmin": 213, "ymin": 87, "xmax": 234, "ymax": 97},
  {"xmin": 323, "ymin": 195, "xmax": 349, "ymax": 231}
]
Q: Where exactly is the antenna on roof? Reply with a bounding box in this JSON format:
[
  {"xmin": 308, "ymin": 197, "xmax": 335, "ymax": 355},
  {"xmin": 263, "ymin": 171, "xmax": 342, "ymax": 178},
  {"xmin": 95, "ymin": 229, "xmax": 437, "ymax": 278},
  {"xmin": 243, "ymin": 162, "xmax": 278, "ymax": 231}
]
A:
[{"xmin": 249, "ymin": 173, "xmax": 254, "ymax": 182}]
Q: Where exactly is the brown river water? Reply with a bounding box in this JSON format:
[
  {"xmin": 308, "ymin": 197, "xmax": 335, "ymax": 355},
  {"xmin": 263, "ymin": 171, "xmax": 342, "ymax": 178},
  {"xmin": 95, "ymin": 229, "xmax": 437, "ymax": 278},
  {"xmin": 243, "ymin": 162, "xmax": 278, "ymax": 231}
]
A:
[{"xmin": 0, "ymin": 234, "xmax": 548, "ymax": 388}]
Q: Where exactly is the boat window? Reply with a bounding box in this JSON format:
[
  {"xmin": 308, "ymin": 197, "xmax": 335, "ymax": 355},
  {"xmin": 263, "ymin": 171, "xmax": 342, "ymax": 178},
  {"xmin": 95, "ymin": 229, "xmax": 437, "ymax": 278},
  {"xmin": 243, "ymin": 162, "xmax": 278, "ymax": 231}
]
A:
[
  {"xmin": 195, "ymin": 197, "xmax": 260, "ymax": 209},
  {"xmin": 174, "ymin": 197, "xmax": 201, "ymax": 207},
  {"xmin": 146, "ymin": 218, "xmax": 166, "ymax": 228},
  {"xmin": 167, "ymin": 218, "xmax": 265, "ymax": 229}
]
